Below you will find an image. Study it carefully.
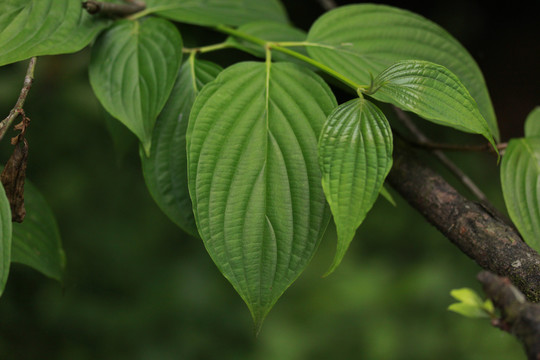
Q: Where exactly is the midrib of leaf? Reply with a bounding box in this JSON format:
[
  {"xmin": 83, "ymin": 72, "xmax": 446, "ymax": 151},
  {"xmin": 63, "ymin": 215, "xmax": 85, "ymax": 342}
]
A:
[
  {"xmin": 189, "ymin": 54, "xmax": 199, "ymax": 92},
  {"xmin": 133, "ymin": 20, "xmax": 147, "ymax": 135},
  {"xmin": 522, "ymin": 140, "xmax": 540, "ymax": 173},
  {"xmin": 200, "ymin": 76, "xmax": 264, "ymax": 302}
]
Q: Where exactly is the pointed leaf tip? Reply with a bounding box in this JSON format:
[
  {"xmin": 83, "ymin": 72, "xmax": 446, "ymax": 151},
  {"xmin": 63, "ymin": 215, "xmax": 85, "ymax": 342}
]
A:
[
  {"xmin": 319, "ymin": 99, "xmax": 393, "ymax": 275},
  {"xmin": 306, "ymin": 3, "xmax": 499, "ymax": 141},
  {"xmin": 188, "ymin": 61, "xmax": 336, "ymax": 326},
  {"xmin": 370, "ymin": 60, "xmax": 497, "ymax": 152}
]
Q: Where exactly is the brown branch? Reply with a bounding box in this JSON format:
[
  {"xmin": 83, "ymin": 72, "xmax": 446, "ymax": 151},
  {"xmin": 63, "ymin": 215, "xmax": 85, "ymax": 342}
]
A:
[
  {"xmin": 477, "ymin": 271, "xmax": 540, "ymax": 359},
  {"xmin": 0, "ymin": 57, "xmax": 37, "ymax": 142},
  {"xmin": 387, "ymin": 140, "xmax": 540, "ymax": 302},
  {"xmin": 408, "ymin": 138, "xmax": 507, "ymax": 154},
  {"xmin": 82, "ymin": 0, "xmax": 145, "ymax": 17},
  {"xmin": 317, "ymin": 0, "xmax": 338, "ymax": 11}
]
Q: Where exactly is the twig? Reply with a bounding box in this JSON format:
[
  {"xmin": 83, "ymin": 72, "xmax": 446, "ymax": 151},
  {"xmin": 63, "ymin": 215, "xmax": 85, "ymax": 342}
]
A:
[
  {"xmin": 408, "ymin": 138, "xmax": 507, "ymax": 154},
  {"xmin": 477, "ymin": 271, "xmax": 540, "ymax": 359},
  {"xmin": 317, "ymin": 0, "xmax": 338, "ymax": 11},
  {"xmin": 393, "ymin": 106, "xmax": 489, "ymax": 202},
  {"xmin": 82, "ymin": 0, "xmax": 145, "ymax": 17},
  {"xmin": 0, "ymin": 57, "xmax": 37, "ymax": 143}
]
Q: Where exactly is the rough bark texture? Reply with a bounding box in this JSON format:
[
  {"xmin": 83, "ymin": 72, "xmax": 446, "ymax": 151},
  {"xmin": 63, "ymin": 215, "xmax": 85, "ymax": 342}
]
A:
[
  {"xmin": 478, "ymin": 271, "xmax": 540, "ymax": 360},
  {"xmin": 387, "ymin": 142, "xmax": 540, "ymax": 302}
]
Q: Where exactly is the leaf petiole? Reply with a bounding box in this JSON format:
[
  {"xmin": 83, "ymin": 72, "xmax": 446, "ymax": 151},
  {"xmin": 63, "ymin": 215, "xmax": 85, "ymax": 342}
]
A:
[
  {"xmin": 183, "ymin": 42, "xmax": 232, "ymax": 55},
  {"xmin": 215, "ymin": 25, "xmax": 363, "ymax": 91}
]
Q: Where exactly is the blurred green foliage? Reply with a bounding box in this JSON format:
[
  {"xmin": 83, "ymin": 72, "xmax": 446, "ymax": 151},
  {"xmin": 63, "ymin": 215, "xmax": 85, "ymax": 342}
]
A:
[
  {"xmin": 0, "ymin": 51, "xmax": 522, "ymax": 360},
  {"xmin": 1, "ymin": 0, "xmax": 535, "ymax": 358}
]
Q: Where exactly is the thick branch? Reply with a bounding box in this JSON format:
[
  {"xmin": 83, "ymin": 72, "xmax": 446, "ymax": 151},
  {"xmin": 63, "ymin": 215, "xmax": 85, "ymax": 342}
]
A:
[
  {"xmin": 387, "ymin": 141, "xmax": 540, "ymax": 302},
  {"xmin": 478, "ymin": 271, "xmax": 540, "ymax": 359}
]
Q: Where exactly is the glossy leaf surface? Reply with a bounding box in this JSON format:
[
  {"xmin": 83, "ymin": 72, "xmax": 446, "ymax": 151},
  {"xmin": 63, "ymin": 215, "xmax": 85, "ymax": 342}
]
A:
[
  {"xmin": 145, "ymin": 0, "xmax": 288, "ymax": 26},
  {"xmin": 370, "ymin": 60, "xmax": 495, "ymax": 149},
  {"xmin": 89, "ymin": 17, "xmax": 183, "ymax": 153},
  {"xmin": 187, "ymin": 61, "xmax": 336, "ymax": 329},
  {"xmin": 0, "ymin": 184, "xmax": 12, "ymax": 297},
  {"xmin": 12, "ymin": 181, "xmax": 65, "ymax": 282},
  {"xmin": 319, "ymin": 99, "xmax": 393, "ymax": 274},
  {"xmin": 141, "ymin": 59, "xmax": 222, "ymax": 237},
  {"xmin": 0, "ymin": 0, "xmax": 111, "ymax": 66},
  {"xmin": 501, "ymin": 137, "xmax": 540, "ymax": 252},
  {"xmin": 306, "ymin": 4, "xmax": 499, "ymax": 140}
]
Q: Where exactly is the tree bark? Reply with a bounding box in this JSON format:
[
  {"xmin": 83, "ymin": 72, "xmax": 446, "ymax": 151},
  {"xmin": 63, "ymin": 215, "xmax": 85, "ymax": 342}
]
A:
[
  {"xmin": 478, "ymin": 271, "xmax": 540, "ymax": 359},
  {"xmin": 387, "ymin": 141, "xmax": 540, "ymax": 302}
]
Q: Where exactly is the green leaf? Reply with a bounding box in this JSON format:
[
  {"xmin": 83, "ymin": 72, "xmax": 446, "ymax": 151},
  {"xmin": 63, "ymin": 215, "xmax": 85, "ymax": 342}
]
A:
[
  {"xmin": 226, "ymin": 21, "xmax": 307, "ymax": 61},
  {"xmin": 0, "ymin": 184, "xmax": 12, "ymax": 297},
  {"xmin": 448, "ymin": 288, "xmax": 492, "ymax": 319},
  {"xmin": 89, "ymin": 17, "xmax": 183, "ymax": 154},
  {"xmin": 319, "ymin": 99, "xmax": 393, "ymax": 275},
  {"xmin": 524, "ymin": 106, "xmax": 540, "ymax": 138},
  {"xmin": 500, "ymin": 137, "xmax": 540, "ymax": 252},
  {"xmin": 12, "ymin": 181, "xmax": 65, "ymax": 282},
  {"xmin": 144, "ymin": 0, "xmax": 288, "ymax": 26},
  {"xmin": 0, "ymin": 0, "xmax": 112, "ymax": 66},
  {"xmin": 306, "ymin": 3, "xmax": 499, "ymax": 141},
  {"xmin": 141, "ymin": 59, "xmax": 222, "ymax": 237},
  {"xmin": 370, "ymin": 60, "xmax": 496, "ymax": 150},
  {"xmin": 450, "ymin": 288, "xmax": 485, "ymax": 306},
  {"xmin": 380, "ymin": 185, "xmax": 396, "ymax": 207},
  {"xmin": 187, "ymin": 61, "xmax": 336, "ymax": 330},
  {"xmin": 448, "ymin": 303, "xmax": 490, "ymax": 319}
]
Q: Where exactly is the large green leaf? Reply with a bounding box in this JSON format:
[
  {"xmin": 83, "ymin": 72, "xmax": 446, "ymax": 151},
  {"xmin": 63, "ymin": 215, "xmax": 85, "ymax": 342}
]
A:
[
  {"xmin": 141, "ymin": 59, "xmax": 222, "ymax": 237},
  {"xmin": 370, "ymin": 60, "xmax": 496, "ymax": 149},
  {"xmin": 524, "ymin": 106, "xmax": 540, "ymax": 138},
  {"xmin": 187, "ymin": 61, "xmax": 336, "ymax": 330},
  {"xmin": 11, "ymin": 181, "xmax": 65, "ymax": 282},
  {"xmin": 0, "ymin": 0, "xmax": 112, "ymax": 66},
  {"xmin": 500, "ymin": 137, "xmax": 540, "ymax": 253},
  {"xmin": 0, "ymin": 184, "xmax": 12, "ymax": 297},
  {"xmin": 89, "ymin": 17, "xmax": 183, "ymax": 153},
  {"xmin": 144, "ymin": 0, "xmax": 288, "ymax": 26},
  {"xmin": 306, "ymin": 4, "xmax": 499, "ymax": 141},
  {"xmin": 319, "ymin": 98, "xmax": 393, "ymax": 275}
]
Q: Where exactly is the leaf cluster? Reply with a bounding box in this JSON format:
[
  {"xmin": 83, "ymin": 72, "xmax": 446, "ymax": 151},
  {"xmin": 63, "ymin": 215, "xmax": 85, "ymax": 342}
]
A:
[{"xmin": 4, "ymin": 0, "xmax": 534, "ymax": 334}]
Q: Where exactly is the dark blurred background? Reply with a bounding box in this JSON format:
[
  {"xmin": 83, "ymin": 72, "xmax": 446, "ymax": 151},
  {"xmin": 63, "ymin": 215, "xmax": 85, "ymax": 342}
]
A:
[{"xmin": 0, "ymin": 1, "xmax": 537, "ymax": 359}]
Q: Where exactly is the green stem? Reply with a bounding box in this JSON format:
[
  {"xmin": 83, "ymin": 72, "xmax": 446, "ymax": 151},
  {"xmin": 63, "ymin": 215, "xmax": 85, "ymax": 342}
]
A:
[
  {"xmin": 215, "ymin": 25, "xmax": 363, "ymax": 91},
  {"xmin": 270, "ymin": 44, "xmax": 362, "ymax": 90},
  {"xmin": 183, "ymin": 42, "xmax": 232, "ymax": 55},
  {"xmin": 215, "ymin": 24, "xmax": 267, "ymax": 47}
]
